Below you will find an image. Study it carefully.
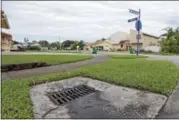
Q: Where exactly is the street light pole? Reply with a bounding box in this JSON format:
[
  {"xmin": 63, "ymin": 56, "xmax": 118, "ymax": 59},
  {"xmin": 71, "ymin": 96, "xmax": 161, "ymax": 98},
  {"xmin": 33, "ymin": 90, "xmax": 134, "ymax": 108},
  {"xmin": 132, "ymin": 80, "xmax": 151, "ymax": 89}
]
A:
[{"xmin": 59, "ymin": 36, "xmax": 61, "ymax": 50}]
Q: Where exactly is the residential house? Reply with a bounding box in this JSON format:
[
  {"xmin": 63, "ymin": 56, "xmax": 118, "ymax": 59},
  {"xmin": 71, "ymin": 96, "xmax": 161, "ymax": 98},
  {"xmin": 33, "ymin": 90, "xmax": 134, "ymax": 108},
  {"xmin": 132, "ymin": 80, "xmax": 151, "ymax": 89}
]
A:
[
  {"xmin": 1, "ymin": 10, "xmax": 13, "ymax": 51},
  {"xmin": 84, "ymin": 43, "xmax": 93, "ymax": 50},
  {"xmin": 112, "ymin": 40, "xmax": 131, "ymax": 51},
  {"xmin": 1, "ymin": 10, "xmax": 10, "ymax": 29},
  {"xmin": 108, "ymin": 31, "xmax": 131, "ymax": 51},
  {"xmin": 11, "ymin": 43, "xmax": 26, "ymax": 51},
  {"xmin": 91, "ymin": 40, "xmax": 113, "ymax": 51},
  {"xmin": 109, "ymin": 29, "xmax": 159, "ymax": 51},
  {"xmin": 108, "ymin": 31, "xmax": 129, "ymax": 42},
  {"xmin": 86, "ymin": 39, "xmax": 131, "ymax": 52},
  {"xmin": 84, "ymin": 29, "xmax": 159, "ymax": 52},
  {"xmin": 11, "ymin": 41, "xmax": 46, "ymax": 51},
  {"xmin": 1, "ymin": 32, "xmax": 13, "ymax": 51},
  {"xmin": 129, "ymin": 29, "xmax": 159, "ymax": 50}
]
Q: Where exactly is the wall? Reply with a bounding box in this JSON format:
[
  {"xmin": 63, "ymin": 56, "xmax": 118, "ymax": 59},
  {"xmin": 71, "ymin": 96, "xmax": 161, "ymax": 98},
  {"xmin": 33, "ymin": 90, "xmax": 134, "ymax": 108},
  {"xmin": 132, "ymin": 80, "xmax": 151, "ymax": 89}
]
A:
[
  {"xmin": 131, "ymin": 43, "xmax": 143, "ymax": 50},
  {"xmin": 144, "ymin": 46, "xmax": 161, "ymax": 52},
  {"xmin": 1, "ymin": 10, "xmax": 12, "ymax": 51},
  {"xmin": 142, "ymin": 35, "xmax": 158, "ymax": 48},
  {"xmin": 129, "ymin": 29, "xmax": 144, "ymax": 44},
  {"xmin": 129, "ymin": 29, "xmax": 159, "ymax": 49},
  {"xmin": 112, "ymin": 44, "xmax": 121, "ymax": 50},
  {"xmin": 1, "ymin": 35, "xmax": 12, "ymax": 51},
  {"xmin": 93, "ymin": 41, "xmax": 113, "ymax": 49}
]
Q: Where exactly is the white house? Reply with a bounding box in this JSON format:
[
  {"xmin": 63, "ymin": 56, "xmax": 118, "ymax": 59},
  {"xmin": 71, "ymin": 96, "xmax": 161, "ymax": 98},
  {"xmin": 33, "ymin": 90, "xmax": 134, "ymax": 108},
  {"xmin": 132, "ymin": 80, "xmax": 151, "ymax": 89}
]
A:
[{"xmin": 108, "ymin": 31, "xmax": 130, "ymax": 44}]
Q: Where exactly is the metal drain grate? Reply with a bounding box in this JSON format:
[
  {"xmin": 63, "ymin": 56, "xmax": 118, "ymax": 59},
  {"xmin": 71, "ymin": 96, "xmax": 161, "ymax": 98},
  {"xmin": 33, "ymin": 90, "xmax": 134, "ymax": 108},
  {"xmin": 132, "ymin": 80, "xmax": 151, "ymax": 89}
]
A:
[{"xmin": 47, "ymin": 84, "xmax": 96, "ymax": 105}]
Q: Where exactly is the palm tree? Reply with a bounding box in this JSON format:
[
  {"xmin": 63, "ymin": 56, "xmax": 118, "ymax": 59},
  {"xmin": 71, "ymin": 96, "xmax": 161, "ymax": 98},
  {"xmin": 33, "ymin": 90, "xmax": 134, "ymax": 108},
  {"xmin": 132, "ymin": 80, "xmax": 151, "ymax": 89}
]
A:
[
  {"xmin": 161, "ymin": 27, "xmax": 175, "ymax": 39},
  {"xmin": 160, "ymin": 27, "xmax": 179, "ymax": 53}
]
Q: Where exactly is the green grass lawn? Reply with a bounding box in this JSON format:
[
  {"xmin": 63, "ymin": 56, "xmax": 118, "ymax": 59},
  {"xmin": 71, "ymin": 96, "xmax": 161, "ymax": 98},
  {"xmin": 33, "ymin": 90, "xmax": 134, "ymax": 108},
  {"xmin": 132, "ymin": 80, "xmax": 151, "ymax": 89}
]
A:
[
  {"xmin": 112, "ymin": 55, "xmax": 148, "ymax": 59},
  {"xmin": 142, "ymin": 52, "xmax": 179, "ymax": 56},
  {"xmin": 2, "ymin": 56, "xmax": 179, "ymax": 118},
  {"xmin": 26, "ymin": 50, "xmax": 91, "ymax": 54},
  {"xmin": 26, "ymin": 50, "xmax": 82, "ymax": 53},
  {"xmin": 2, "ymin": 55, "xmax": 93, "ymax": 65}
]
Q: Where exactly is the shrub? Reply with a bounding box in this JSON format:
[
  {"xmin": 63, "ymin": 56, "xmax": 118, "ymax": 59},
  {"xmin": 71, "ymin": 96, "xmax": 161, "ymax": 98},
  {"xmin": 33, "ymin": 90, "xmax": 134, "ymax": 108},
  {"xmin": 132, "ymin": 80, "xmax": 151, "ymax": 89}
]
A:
[
  {"xmin": 160, "ymin": 27, "xmax": 179, "ymax": 54},
  {"xmin": 27, "ymin": 46, "xmax": 41, "ymax": 51},
  {"xmin": 117, "ymin": 48, "xmax": 121, "ymax": 51},
  {"xmin": 110, "ymin": 48, "xmax": 116, "ymax": 52}
]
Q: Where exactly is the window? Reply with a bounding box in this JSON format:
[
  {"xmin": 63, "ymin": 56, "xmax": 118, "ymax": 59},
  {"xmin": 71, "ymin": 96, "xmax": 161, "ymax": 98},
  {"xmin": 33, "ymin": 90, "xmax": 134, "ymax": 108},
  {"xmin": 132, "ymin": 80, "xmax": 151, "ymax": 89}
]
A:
[
  {"xmin": 1, "ymin": 36, "xmax": 5, "ymax": 40},
  {"xmin": 121, "ymin": 44, "xmax": 123, "ymax": 48}
]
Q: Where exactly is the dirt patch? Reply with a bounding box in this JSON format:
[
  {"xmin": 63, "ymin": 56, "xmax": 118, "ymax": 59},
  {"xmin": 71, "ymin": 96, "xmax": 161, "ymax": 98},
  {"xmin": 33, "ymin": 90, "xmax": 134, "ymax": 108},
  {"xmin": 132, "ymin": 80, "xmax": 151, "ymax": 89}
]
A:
[{"xmin": 1, "ymin": 62, "xmax": 51, "ymax": 72}]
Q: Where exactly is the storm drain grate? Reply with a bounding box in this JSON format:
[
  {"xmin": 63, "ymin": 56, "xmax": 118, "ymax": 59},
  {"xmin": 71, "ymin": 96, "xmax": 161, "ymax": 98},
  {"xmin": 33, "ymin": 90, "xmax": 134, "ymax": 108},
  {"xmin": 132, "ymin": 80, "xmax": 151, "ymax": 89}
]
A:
[{"xmin": 47, "ymin": 84, "xmax": 96, "ymax": 105}]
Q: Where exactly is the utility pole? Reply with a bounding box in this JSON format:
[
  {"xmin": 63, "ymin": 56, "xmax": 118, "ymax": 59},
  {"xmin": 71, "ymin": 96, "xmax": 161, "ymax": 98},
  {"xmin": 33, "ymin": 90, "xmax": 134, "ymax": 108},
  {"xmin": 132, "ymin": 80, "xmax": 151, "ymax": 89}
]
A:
[{"xmin": 59, "ymin": 36, "xmax": 61, "ymax": 50}]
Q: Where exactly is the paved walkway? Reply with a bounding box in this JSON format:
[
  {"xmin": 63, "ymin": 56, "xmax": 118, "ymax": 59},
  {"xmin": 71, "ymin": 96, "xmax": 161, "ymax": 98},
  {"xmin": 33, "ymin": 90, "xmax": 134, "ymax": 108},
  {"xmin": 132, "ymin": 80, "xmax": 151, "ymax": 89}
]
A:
[
  {"xmin": 147, "ymin": 55, "xmax": 179, "ymax": 119},
  {"xmin": 2, "ymin": 55, "xmax": 110, "ymax": 81}
]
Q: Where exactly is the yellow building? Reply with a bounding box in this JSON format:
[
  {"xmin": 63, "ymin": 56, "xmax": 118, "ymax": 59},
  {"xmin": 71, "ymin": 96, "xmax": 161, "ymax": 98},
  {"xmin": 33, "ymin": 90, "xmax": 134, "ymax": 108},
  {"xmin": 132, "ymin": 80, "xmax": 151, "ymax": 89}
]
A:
[
  {"xmin": 84, "ymin": 30, "xmax": 159, "ymax": 52},
  {"xmin": 1, "ymin": 10, "xmax": 13, "ymax": 51},
  {"xmin": 112, "ymin": 40, "xmax": 131, "ymax": 51},
  {"xmin": 91, "ymin": 40, "xmax": 113, "ymax": 51},
  {"xmin": 129, "ymin": 29, "xmax": 159, "ymax": 50},
  {"xmin": 93, "ymin": 40, "xmax": 112, "ymax": 51},
  {"xmin": 88, "ymin": 39, "xmax": 131, "ymax": 52}
]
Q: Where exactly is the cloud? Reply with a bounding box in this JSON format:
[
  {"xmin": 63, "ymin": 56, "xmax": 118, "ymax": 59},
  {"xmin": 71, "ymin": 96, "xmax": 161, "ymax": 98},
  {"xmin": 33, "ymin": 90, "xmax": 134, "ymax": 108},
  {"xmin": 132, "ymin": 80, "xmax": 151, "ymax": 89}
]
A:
[{"xmin": 2, "ymin": 1, "xmax": 179, "ymax": 42}]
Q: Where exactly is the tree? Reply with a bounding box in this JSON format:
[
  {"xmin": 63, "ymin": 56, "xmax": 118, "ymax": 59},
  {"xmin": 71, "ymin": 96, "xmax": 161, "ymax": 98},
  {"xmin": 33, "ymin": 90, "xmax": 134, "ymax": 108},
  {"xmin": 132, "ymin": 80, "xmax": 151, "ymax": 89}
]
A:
[
  {"xmin": 71, "ymin": 41, "xmax": 79, "ymax": 50},
  {"xmin": 32, "ymin": 40, "xmax": 37, "ymax": 43},
  {"xmin": 12, "ymin": 40, "xmax": 20, "ymax": 45},
  {"xmin": 26, "ymin": 46, "xmax": 41, "ymax": 51},
  {"xmin": 160, "ymin": 27, "xmax": 179, "ymax": 53},
  {"xmin": 61, "ymin": 40, "xmax": 75, "ymax": 49},
  {"xmin": 101, "ymin": 38, "xmax": 106, "ymax": 41},
  {"xmin": 48, "ymin": 41, "xmax": 61, "ymax": 50},
  {"xmin": 78, "ymin": 40, "xmax": 85, "ymax": 50},
  {"xmin": 56, "ymin": 41, "xmax": 61, "ymax": 50},
  {"xmin": 38, "ymin": 40, "xmax": 49, "ymax": 47},
  {"xmin": 24, "ymin": 38, "xmax": 29, "ymax": 43},
  {"xmin": 49, "ymin": 42, "xmax": 57, "ymax": 48}
]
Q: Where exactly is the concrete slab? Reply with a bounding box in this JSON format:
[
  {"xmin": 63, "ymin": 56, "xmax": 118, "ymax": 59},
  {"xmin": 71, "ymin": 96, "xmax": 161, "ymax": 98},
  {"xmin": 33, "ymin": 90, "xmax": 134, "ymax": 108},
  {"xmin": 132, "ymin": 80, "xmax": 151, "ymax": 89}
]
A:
[{"xmin": 30, "ymin": 77, "xmax": 167, "ymax": 119}]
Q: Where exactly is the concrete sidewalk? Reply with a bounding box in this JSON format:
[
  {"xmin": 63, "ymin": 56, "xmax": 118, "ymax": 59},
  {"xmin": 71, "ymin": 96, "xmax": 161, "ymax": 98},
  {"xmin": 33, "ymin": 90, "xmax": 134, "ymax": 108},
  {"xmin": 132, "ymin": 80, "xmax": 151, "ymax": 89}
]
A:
[{"xmin": 2, "ymin": 55, "xmax": 110, "ymax": 81}]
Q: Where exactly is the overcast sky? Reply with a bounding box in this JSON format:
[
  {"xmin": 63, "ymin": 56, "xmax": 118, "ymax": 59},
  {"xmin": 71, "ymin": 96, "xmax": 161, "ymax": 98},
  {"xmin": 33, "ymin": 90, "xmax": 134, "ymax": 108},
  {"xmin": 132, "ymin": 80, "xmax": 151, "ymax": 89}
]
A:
[{"xmin": 2, "ymin": 1, "xmax": 179, "ymax": 42}]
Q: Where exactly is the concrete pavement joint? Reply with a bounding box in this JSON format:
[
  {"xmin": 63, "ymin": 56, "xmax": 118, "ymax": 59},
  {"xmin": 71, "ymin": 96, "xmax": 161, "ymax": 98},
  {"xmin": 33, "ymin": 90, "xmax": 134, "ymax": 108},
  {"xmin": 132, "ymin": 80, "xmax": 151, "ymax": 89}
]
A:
[{"xmin": 41, "ymin": 107, "xmax": 59, "ymax": 118}]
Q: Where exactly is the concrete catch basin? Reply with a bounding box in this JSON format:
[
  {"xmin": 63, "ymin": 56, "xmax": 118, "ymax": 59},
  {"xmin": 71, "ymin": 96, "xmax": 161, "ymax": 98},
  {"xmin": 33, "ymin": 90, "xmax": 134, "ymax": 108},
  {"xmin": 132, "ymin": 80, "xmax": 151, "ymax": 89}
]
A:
[{"xmin": 30, "ymin": 77, "xmax": 167, "ymax": 119}]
